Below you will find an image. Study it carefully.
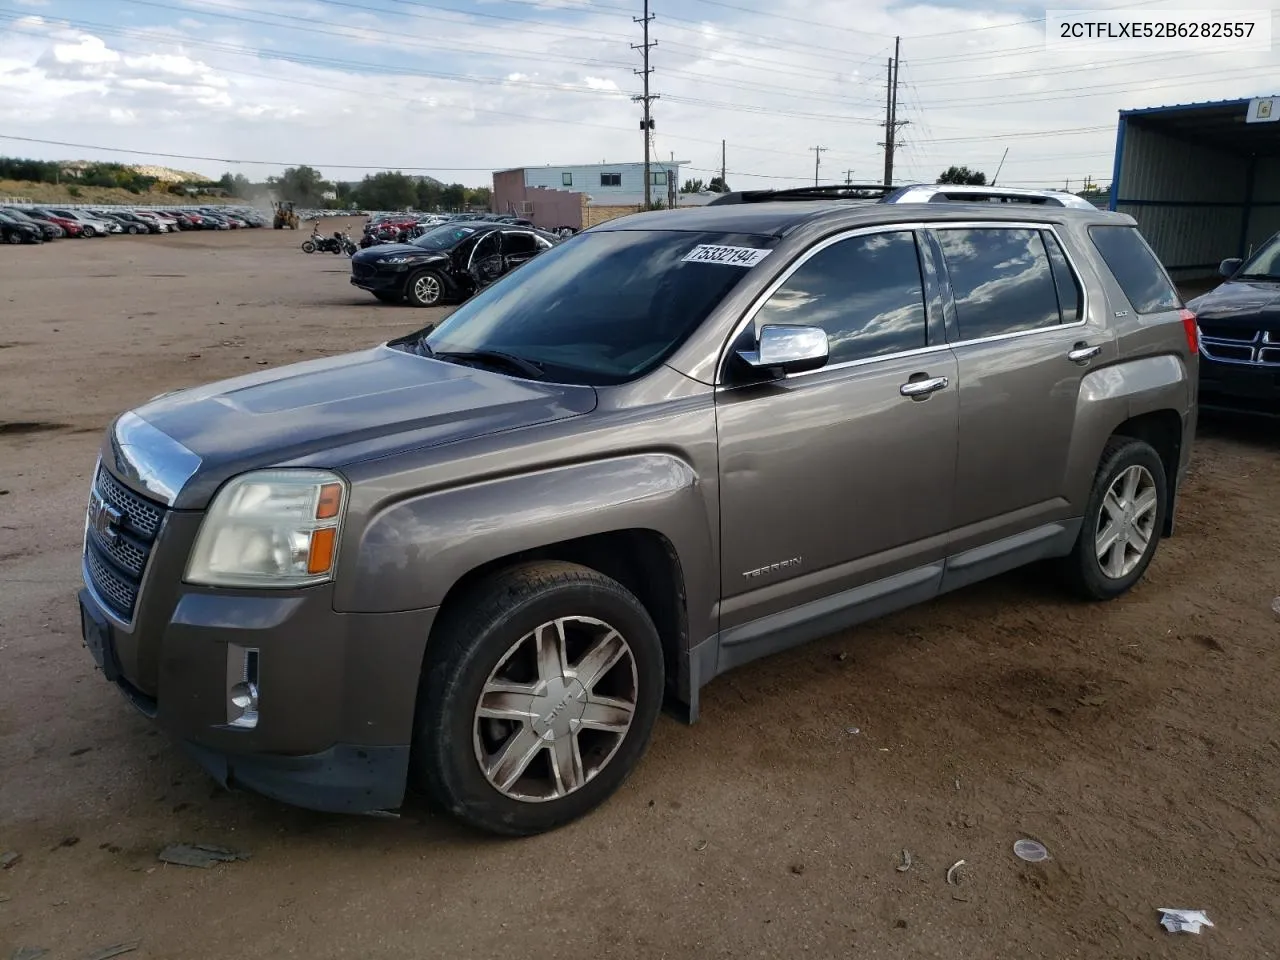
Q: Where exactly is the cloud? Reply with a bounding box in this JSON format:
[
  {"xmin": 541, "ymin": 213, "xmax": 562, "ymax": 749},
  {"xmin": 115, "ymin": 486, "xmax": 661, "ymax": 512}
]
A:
[{"xmin": 0, "ymin": 1, "xmax": 1273, "ymax": 189}]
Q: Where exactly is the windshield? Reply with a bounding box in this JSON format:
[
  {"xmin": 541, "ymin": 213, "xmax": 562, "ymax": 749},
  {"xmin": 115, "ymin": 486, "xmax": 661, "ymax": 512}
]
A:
[
  {"xmin": 422, "ymin": 229, "xmax": 777, "ymax": 386},
  {"xmin": 1236, "ymin": 233, "xmax": 1280, "ymax": 279},
  {"xmin": 411, "ymin": 224, "xmax": 482, "ymax": 250}
]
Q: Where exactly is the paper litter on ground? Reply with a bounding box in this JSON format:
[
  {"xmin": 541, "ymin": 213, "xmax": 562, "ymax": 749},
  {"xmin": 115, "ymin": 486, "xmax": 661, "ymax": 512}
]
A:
[{"xmin": 1158, "ymin": 908, "xmax": 1214, "ymax": 934}]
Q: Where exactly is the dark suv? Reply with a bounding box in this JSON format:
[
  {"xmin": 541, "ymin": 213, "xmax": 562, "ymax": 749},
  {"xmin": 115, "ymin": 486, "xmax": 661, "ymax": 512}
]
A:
[
  {"xmin": 78, "ymin": 193, "xmax": 1196, "ymax": 835},
  {"xmin": 350, "ymin": 221, "xmax": 556, "ymax": 306},
  {"xmin": 1187, "ymin": 232, "xmax": 1280, "ymax": 416}
]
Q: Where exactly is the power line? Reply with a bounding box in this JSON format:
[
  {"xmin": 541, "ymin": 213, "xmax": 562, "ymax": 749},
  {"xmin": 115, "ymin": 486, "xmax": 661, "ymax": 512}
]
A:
[{"xmin": 684, "ymin": 0, "xmax": 894, "ymax": 39}]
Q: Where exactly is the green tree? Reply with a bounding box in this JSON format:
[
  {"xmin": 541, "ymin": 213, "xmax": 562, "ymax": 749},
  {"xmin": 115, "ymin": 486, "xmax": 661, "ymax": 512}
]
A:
[
  {"xmin": 415, "ymin": 178, "xmax": 443, "ymax": 210},
  {"xmin": 707, "ymin": 175, "xmax": 729, "ymax": 193},
  {"xmin": 936, "ymin": 165, "xmax": 987, "ymax": 186},
  {"xmin": 440, "ymin": 182, "xmax": 467, "ymax": 210},
  {"xmin": 681, "ymin": 177, "xmax": 706, "ymax": 193},
  {"xmin": 353, "ymin": 171, "xmax": 417, "ymax": 210},
  {"xmin": 270, "ymin": 165, "xmax": 331, "ymax": 205},
  {"xmin": 466, "ymin": 185, "xmax": 492, "ymax": 209}
]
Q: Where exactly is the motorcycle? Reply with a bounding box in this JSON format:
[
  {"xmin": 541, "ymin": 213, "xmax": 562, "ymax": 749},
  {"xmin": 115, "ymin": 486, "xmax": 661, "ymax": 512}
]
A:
[{"xmin": 302, "ymin": 229, "xmax": 356, "ymax": 255}]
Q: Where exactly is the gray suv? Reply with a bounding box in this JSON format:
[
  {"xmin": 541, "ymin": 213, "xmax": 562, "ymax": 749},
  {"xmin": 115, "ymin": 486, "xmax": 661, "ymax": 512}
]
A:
[{"xmin": 78, "ymin": 196, "xmax": 1198, "ymax": 835}]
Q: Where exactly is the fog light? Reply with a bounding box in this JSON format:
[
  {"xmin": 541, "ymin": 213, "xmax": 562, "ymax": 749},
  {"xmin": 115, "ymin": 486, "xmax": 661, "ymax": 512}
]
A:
[{"xmin": 226, "ymin": 645, "xmax": 259, "ymax": 729}]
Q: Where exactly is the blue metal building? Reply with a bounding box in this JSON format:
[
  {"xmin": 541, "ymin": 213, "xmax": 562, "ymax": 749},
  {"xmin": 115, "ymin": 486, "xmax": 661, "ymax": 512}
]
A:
[{"xmin": 1109, "ymin": 95, "xmax": 1280, "ymax": 280}]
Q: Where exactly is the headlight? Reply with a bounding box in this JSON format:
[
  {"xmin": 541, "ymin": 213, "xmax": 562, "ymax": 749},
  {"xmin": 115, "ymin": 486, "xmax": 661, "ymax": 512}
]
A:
[
  {"xmin": 186, "ymin": 469, "xmax": 347, "ymax": 588},
  {"xmin": 378, "ymin": 256, "xmax": 418, "ymax": 264}
]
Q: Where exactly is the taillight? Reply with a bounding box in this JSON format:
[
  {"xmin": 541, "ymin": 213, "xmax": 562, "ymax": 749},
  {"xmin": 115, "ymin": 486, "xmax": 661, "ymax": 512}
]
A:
[{"xmin": 1180, "ymin": 309, "xmax": 1199, "ymax": 354}]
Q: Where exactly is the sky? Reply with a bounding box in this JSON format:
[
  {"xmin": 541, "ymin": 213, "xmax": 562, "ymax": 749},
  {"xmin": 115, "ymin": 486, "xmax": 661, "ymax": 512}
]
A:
[{"xmin": 0, "ymin": 0, "xmax": 1275, "ymax": 191}]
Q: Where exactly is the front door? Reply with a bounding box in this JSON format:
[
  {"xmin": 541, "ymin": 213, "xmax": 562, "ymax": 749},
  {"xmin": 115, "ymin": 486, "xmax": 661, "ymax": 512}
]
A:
[
  {"xmin": 716, "ymin": 228, "xmax": 958, "ymax": 632},
  {"xmin": 930, "ymin": 225, "xmax": 1115, "ymax": 542}
]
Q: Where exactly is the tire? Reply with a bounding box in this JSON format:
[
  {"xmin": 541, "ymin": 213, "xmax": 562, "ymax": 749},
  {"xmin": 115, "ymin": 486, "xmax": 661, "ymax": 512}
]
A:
[
  {"xmin": 301, "ymin": 241, "xmax": 316, "ymax": 253},
  {"xmin": 82, "ymin": 225, "xmax": 96, "ymax": 238},
  {"xmin": 412, "ymin": 561, "xmax": 665, "ymax": 836},
  {"xmin": 1062, "ymin": 437, "xmax": 1167, "ymax": 601},
  {"xmin": 405, "ymin": 269, "xmax": 445, "ymax": 307},
  {"xmin": 373, "ymin": 291, "xmax": 402, "ymax": 304},
  {"xmin": 5, "ymin": 231, "xmax": 21, "ymax": 245},
  {"xmin": 129, "ymin": 225, "xmax": 141, "ymax": 235}
]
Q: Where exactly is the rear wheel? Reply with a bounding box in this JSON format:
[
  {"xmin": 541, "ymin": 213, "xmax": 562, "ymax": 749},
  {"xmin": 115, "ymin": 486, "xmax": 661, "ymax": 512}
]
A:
[
  {"xmin": 1063, "ymin": 437, "xmax": 1167, "ymax": 600},
  {"xmin": 129, "ymin": 225, "xmax": 141, "ymax": 235},
  {"xmin": 301, "ymin": 240, "xmax": 316, "ymax": 253},
  {"xmin": 412, "ymin": 562, "xmax": 664, "ymax": 836}
]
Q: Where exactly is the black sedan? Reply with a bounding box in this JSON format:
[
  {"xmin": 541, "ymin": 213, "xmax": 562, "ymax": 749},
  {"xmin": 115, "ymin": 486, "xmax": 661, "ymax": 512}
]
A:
[
  {"xmin": 0, "ymin": 211, "xmax": 43, "ymax": 244},
  {"xmin": 350, "ymin": 221, "xmax": 557, "ymax": 306},
  {"xmin": 1, "ymin": 208, "xmax": 61, "ymax": 240},
  {"xmin": 1188, "ymin": 233, "xmax": 1280, "ymax": 417}
]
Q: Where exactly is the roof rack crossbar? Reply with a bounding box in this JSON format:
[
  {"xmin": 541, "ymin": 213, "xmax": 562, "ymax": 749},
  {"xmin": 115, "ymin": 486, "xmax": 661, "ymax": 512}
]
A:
[{"xmin": 707, "ymin": 184, "xmax": 893, "ymax": 206}]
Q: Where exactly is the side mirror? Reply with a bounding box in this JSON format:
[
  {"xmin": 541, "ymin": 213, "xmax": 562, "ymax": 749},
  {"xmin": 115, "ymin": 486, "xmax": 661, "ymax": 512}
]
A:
[
  {"xmin": 736, "ymin": 324, "xmax": 829, "ymax": 377},
  {"xmin": 1219, "ymin": 258, "xmax": 1243, "ymax": 278}
]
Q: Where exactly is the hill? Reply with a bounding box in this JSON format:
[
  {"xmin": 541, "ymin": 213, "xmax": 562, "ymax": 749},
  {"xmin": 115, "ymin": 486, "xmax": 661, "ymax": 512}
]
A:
[{"xmin": 0, "ymin": 179, "xmax": 246, "ymax": 206}]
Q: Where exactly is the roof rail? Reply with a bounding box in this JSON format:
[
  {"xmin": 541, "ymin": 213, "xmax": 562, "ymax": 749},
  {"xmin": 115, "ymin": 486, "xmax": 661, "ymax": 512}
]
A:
[
  {"xmin": 706, "ymin": 184, "xmax": 893, "ymax": 206},
  {"xmin": 705, "ymin": 182, "xmax": 1097, "ymax": 210}
]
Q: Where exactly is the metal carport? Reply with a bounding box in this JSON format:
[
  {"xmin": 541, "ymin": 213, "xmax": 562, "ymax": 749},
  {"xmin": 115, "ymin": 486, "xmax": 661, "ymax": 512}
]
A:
[{"xmin": 1109, "ymin": 95, "xmax": 1280, "ymax": 281}]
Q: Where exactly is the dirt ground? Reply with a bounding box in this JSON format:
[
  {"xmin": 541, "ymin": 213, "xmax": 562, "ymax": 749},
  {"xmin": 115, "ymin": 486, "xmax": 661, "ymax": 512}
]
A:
[{"xmin": 1, "ymin": 220, "xmax": 1278, "ymax": 960}]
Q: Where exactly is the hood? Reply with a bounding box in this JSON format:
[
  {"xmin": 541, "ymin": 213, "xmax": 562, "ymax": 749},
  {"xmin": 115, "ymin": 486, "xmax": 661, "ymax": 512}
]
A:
[
  {"xmin": 352, "ymin": 243, "xmax": 448, "ymax": 263},
  {"xmin": 122, "ymin": 345, "xmax": 597, "ymax": 509},
  {"xmin": 1188, "ymin": 280, "xmax": 1280, "ymax": 325}
]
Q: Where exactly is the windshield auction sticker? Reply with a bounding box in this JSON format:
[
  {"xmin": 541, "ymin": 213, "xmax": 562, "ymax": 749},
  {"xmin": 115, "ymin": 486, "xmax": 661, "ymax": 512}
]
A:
[{"xmin": 681, "ymin": 244, "xmax": 772, "ymax": 267}]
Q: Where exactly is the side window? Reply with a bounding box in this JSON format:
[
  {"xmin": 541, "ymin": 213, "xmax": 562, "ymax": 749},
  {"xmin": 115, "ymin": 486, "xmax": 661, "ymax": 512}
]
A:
[
  {"xmin": 1088, "ymin": 225, "xmax": 1181, "ymax": 314},
  {"xmin": 471, "ymin": 232, "xmax": 500, "ymax": 262},
  {"xmin": 1042, "ymin": 230, "xmax": 1082, "ymax": 323},
  {"xmin": 562, "ymin": 172, "xmax": 573, "ymax": 186},
  {"xmin": 936, "ymin": 228, "xmax": 1061, "ymax": 340},
  {"xmin": 502, "ymin": 232, "xmax": 539, "ymax": 256},
  {"xmin": 753, "ymin": 230, "xmax": 927, "ymax": 365},
  {"xmin": 600, "ymin": 173, "xmax": 621, "ymax": 187}
]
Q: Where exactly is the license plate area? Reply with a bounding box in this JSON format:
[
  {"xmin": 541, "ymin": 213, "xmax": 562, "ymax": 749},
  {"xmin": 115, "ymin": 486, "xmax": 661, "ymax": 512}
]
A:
[{"xmin": 80, "ymin": 594, "xmax": 120, "ymax": 682}]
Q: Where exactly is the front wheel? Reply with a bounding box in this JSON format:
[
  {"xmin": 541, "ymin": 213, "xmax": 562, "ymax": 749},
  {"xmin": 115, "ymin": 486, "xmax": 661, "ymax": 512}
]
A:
[
  {"xmin": 301, "ymin": 240, "xmax": 316, "ymax": 253},
  {"xmin": 406, "ymin": 269, "xmax": 444, "ymax": 307},
  {"xmin": 81, "ymin": 225, "xmax": 97, "ymax": 238},
  {"xmin": 1062, "ymin": 437, "xmax": 1167, "ymax": 601},
  {"xmin": 412, "ymin": 562, "xmax": 664, "ymax": 836}
]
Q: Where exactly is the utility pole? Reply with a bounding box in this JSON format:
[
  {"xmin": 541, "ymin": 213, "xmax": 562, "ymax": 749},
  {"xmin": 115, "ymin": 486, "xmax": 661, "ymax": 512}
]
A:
[
  {"xmin": 632, "ymin": 0, "xmax": 658, "ymax": 209},
  {"xmin": 880, "ymin": 36, "xmax": 908, "ymax": 187},
  {"xmin": 810, "ymin": 145, "xmax": 827, "ymax": 186},
  {"xmin": 721, "ymin": 139, "xmax": 726, "ymax": 189},
  {"xmin": 845, "ymin": 169, "xmax": 854, "ymax": 185}
]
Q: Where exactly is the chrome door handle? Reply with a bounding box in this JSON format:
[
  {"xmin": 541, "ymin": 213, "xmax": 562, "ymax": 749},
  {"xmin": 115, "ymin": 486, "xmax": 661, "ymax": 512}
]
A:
[
  {"xmin": 899, "ymin": 375, "xmax": 949, "ymax": 398},
  {"xmin": 1067, "ymin": 343, "xmax": 1102, "ymax": 363}
]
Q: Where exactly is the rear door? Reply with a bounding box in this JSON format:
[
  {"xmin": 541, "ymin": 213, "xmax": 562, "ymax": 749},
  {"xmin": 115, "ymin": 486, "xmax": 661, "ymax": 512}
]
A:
[
  {"xmin": 499, "ymin": 230, "xmax": 543, "ymax": 274},
  {"xmin": 931, "ymin": 223, "xmax": 1115, "ymax": 545}
]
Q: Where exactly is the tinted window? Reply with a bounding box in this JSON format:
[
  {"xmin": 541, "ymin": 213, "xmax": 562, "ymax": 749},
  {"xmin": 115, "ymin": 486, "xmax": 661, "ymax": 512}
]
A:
[
  {"xmin": 1089, "ymin": 225, "xmax": 1180, "ymax": 313},
  {"xmin": 502, "ymin": 232, "xmax": 539, "ymax": 256},
  {"xmin": 424, "ymin": 230, "xmax": 774, "ymax": 385},
  {"xmin": 1043, "ymin": 230, "xmax": 1082, "ymax": 323},
  {"xmin": 600, "ymin": 173, "xmax": 621, "ymax": 187},
  {"xmin": 937, "ymin": 228, "xmax": 1061, "ymax": 339},
  {"xmin": 411, "ymin": 224, "xmax": 480, "ymax": 250},
  {"xmin": 752, "ymin": 231, "xmax": 926, "ymax": 364},
  {"xmin": 1230, "ymin": 231, "xmax": 1280, "ymax": 280}
]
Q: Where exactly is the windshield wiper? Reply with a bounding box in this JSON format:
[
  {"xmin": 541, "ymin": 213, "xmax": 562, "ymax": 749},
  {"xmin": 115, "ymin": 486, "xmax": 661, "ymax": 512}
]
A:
[{"xmin": 434, "ymin": 349, "xmax": 546, "ymax": 380}]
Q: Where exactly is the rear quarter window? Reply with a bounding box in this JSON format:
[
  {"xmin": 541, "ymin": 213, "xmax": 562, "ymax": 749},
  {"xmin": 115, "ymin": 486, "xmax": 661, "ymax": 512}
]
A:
[{"xmin": 1088, "ymin": 225, "xmax": 1181, "ymax": 314}]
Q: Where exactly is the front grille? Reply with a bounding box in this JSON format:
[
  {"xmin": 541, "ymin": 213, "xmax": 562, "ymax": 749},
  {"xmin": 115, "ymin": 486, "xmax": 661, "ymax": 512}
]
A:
[
  {"xmin": 84, "ymin": 466, "xmax": 169, "ymax": 621},
  {"xmin": 1199, "ymin": 325, "xmax": 1280, "ymax": 368},
  {"xmin": 352, "ymin": 263, "xmax": 376, "ymax": 280}
]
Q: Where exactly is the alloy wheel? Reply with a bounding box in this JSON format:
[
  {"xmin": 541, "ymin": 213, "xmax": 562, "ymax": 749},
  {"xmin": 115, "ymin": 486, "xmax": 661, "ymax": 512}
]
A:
[
  {"xmin": 473, "ymin": 616, "xmax": 638, "ymax": 803},
  {"xmin": 1094, "ymin": 464, "xmax": 1158, "ymax": 579},
  {"xmin": 413, "ymin": 274, "xmax": 441, "ymax": 305}
]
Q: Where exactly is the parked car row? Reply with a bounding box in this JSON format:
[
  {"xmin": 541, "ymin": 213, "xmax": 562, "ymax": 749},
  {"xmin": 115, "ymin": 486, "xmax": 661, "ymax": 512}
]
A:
[{"xmin": 0, "ymin": 205, "xmax": 269, "ymax": 243}]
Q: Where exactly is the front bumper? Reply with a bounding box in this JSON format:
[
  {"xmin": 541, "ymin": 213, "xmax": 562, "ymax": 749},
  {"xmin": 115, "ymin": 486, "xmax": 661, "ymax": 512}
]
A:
[
  {"xmin": 350, "ymin": 271, "xmax": 406, "ymax": 294},
  {"xmin": 1199, "ymin": 355, "xmax": 1280, "ymax": 416},
  {"xmin": 78, "ymin": 575, "xmax": 437, "ymax": 814}
]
